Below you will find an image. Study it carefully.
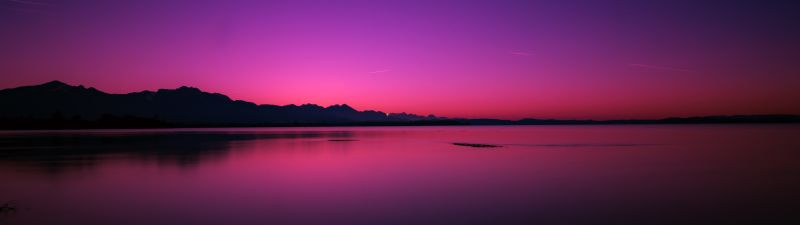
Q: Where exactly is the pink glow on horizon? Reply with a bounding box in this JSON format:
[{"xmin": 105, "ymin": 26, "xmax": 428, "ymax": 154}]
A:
[{"xmin": 1, "ymin": 1, "xmax": 799, "ymax": 120}]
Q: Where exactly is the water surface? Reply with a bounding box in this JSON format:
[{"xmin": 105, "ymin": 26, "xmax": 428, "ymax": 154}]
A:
[{"xmin": 1, "ymin": 125, "xmax": 799, "ymax": 224}]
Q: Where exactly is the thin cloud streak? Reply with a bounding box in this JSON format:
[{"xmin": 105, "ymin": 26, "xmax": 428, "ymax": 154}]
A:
[
  {"xmin": 629, "ymin": 63, "xmax": 695, "ymax": 73},
  {"xmin": 6, "ymin": 0, "xmax": 54, "ymax": 6},
  {"xmin": 368, "ymin": 69, "xmax": 390, "ymax": 74},
  {"xmin": 510, "ymin": 51, "xmax": 531, "ymax": 56},
  {"xmin": 2, "ymin": 6, "xmax": 48, "ymax": 14}
]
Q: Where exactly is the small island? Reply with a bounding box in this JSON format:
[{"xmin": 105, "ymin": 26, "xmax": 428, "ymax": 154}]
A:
[{"xmin": 452, "ymin": 142, "xmax": 502, "ymax": 148}]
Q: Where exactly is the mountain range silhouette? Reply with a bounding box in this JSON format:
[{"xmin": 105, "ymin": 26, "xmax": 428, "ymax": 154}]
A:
[
  {"xmin": 0, "ymin": 81, "xmax": 438, "ymax": 125},
  {"xmin": 1, "ymin": 80, "xmax": 798, "ymax": 129}
]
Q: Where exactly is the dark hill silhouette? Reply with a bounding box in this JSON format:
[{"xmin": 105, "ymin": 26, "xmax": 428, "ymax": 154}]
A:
[
  {"xmin": 0, "ymin": 81, "xmax": 798, "ymax": 129},
  {"xmin": 0, "ymin": 80, "xmax": 439, "ymax": 126}
]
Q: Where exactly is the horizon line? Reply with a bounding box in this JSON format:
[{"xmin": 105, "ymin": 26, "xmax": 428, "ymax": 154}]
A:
[{"xmin": 3, "ymin": 79, "xmax": 797, "ymax": 121}]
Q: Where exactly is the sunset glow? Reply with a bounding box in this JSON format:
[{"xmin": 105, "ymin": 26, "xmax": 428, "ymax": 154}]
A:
[{"xmin": 2, "ymin": 1, "xmax": 799, "ymax": 119}]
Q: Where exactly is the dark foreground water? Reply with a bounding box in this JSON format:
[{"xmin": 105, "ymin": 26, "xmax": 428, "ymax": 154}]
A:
[{"xmin": 1, "ymin": 125, "xmax": 799, "ymax": 225}]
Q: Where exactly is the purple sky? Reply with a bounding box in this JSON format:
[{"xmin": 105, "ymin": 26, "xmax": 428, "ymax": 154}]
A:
[{"xmin": 2, "ymin": 0, "xmax": 799, "ymax": 119}]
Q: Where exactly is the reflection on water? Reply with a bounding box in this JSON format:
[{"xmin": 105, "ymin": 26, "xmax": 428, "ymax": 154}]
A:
[
  {"xmin": 1, "ymin": 125, "xmax": 800, "ymax": 225},
  {"xmin": 0, "ymin": 130, "xmax": 357, "ymax": 173}
]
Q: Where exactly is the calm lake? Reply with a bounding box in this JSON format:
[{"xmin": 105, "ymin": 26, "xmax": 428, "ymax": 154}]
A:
[{"xmin": 1, "ymin": 125, "xmax": 799, "ymax": 224}]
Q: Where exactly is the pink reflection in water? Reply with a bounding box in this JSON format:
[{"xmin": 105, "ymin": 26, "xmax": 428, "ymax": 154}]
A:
[{"xmin": 1, "ymin": 125, "xmax": 800, "ymax": 224}]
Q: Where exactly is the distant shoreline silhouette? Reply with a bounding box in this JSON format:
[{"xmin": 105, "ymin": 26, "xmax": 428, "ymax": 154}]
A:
[{"xmin": 1, "ymin": 81, "xmax": 798, "ymax": 130}]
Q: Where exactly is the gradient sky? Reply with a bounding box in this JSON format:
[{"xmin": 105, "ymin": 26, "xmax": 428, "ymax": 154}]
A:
[{"xmin": 2, "ymin": 0, "xmax": 799, "ymax": 119}]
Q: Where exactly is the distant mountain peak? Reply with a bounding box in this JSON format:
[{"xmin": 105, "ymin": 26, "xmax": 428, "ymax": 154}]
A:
[
  {"xmin": 327, "ymin": 104, "xmax": 355, "ymax": 111},
  {"xmin": 176, "ymin": 86, "xmax": 202, "ymax": 92},
  {"xmin": 299, "ymin": 104, "xmax": 324, "ymax": 109},
  {"xmin": 41, "ymin": 80, "xmax": 71, "ymax": 87},
  {"xmin": 33, "ymin": 80, "xmax": 104, "ymax": 94},
  {"xmin": 156, "ymin": 86, "xmax": 203, "ymax": 94}
]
